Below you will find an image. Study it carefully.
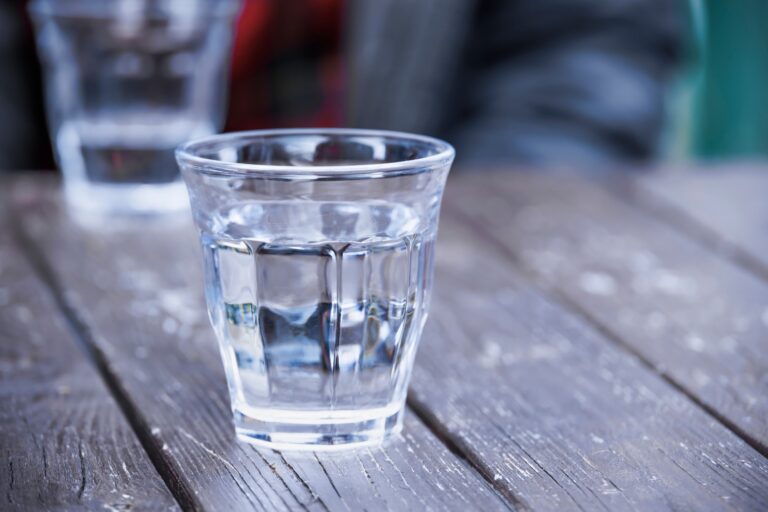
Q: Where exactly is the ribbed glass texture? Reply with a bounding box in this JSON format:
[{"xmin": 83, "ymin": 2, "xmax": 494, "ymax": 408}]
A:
[{"xmin": 177, "ymin": 129, "xmax": 454, "ymax": 450}]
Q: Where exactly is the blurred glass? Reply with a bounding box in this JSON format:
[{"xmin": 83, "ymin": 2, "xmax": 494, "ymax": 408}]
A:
[{"xmin": 29, "ymin": 0, "xmax": 239, "ymax": 215}]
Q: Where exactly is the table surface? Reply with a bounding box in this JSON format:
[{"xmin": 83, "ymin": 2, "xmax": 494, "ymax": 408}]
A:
[{"xmin": 2, "ymin": 166, "xmax": 768, "ymax": 511}]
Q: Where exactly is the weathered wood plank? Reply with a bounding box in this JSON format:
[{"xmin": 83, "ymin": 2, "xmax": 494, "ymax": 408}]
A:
[
  {"xmin": 16, "ymin": 176, "xmax": 768, "ymax": 511},
  {"xmin": 636, "ymin": 164, "xmax": 768, "ymax": 277},
  {"xmin": 446, "ymin": 172, "xmax": 768, "ymax": 457},
  {"xmin": 407, "ymin": 215, "xmax": 768, "ymax": 511},
  {"xmin": 0, "ymin": 194, "xmax": 178, "ymax": 510},
  {"xmin": 10, "ymin": 179, "xmax": 510, "ymax": 511}
]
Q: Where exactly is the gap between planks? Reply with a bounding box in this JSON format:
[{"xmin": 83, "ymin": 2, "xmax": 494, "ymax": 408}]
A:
[
  {"xmin": 406, "ymin": 396, "xmax": 531, "ymax": 511},
  {"xmin": 606, "ymin": 177, "xmax": 768, "ymax": 294},
  {"xmin": 447, "ymin": 203, "xmax": 768, "ymax": 461},
  {"xmin": 10, "ymin": 212, "xmax": 200, "ymax": 511}
]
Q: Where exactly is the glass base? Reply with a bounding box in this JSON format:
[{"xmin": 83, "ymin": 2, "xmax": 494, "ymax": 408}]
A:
[
  {"xmin": 233, "ymin": 403, "xmax": 405, "ymax": 451},
  {"xmin": 65, "ymin": 180, "xmax": 190, "ymax": 216}
]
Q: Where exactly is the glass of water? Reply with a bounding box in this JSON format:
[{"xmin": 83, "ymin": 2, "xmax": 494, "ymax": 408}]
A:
[
  {"xmin": 177, "ymin": 129, "xmax": 454, "ymax": 450},
  {"xmin": 29, "ymin": 0, "xmax": 239, "ymax": 215}
]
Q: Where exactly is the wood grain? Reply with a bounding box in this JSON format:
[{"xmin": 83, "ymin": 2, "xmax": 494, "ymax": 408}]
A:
[
  {"xmin": 0, "ymin": 195, "xmax": 178, "ymax": 510},
  {"xmin": 9, "ymin": 179, "xmax": 510, "ymax": 511},
  {"xmin": 635, "ymin": 164, "xmax": 768, "ymax": 278},
  {"xmin": 408, "ymin": 216, "xmax": 768, "ymax": 511},
  {"xmin": 14, "ymin": 176, "xmax": 768, "ymax": 511},
  {"xmin": 445, "ymin": 172, "xmax": 768, "ymax": 457}
]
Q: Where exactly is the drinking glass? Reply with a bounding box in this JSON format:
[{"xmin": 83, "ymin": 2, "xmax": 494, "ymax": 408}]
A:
[
  {"xmin": 29, "ymin": 0, "xmax": 239, "ymax": 215},
  {"xmin": 176, "ymin": 129, "xmax": 454, "ymax": 450}
]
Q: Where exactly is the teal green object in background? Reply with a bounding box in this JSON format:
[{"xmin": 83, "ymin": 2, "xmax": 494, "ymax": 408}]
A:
[{"xmin": 690, "ymin": 0, "xmax": 768, "ymax": 158}]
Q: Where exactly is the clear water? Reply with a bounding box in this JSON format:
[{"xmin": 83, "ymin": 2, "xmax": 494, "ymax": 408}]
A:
[
  {"xmin": 201, "ymin": 201, "xmax": 435, "ymax": 421},
  {"xmin": 56, "ymin": 114, "xmax": 211, "ymax": 185}
]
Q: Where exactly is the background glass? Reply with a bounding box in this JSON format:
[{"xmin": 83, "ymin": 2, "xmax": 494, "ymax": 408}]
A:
[
  {"xmin": 30, "ymin": 0, "xmax": 239, "ymax": 215},
  {"xmin": 177, "ymin": 129, "xmax": 454, "ymax": 450}
]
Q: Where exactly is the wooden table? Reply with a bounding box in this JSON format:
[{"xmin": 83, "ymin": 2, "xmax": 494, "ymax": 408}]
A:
[{"xmin": 2, "ymin": 166, "xmax": 768, "ymax": 511}]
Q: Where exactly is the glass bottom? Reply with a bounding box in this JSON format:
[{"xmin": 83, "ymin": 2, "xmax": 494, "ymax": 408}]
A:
[
  {"xmin": 64, "ymin": 180, "xmax": 190, "ymax": 216},
  {"xmin": 233, "ymin": 403, "xmax": 405, "ymax": 451}
]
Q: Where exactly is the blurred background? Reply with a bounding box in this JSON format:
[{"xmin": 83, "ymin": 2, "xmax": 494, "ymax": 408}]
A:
[{"xmin": 1, "ymin": 0, "xmax": 767, "ymax": 172}]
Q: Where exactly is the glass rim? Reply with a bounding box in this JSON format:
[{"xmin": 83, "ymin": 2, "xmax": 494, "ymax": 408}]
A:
[
  {"xmin": 176, "ymin": 128, "xmax": 456, "ymax": 179},
  {"xmin": 28, "ymin": 0, "xmax": 241, "ymax": 20}
]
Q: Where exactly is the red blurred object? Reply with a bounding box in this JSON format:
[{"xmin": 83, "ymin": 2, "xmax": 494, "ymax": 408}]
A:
[{"xmin": 225, "ymin": 0, "xmax": 344, "ymax": 131}]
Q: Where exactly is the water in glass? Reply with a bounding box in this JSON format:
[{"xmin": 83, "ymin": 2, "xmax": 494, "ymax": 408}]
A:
[
  {"xmin": 30, "ymin": 0, "xmax": 236, "ymax": 214},
  {"xmin": 202, "ymin": 200, "xmax": 435, "ymax": 446}
]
